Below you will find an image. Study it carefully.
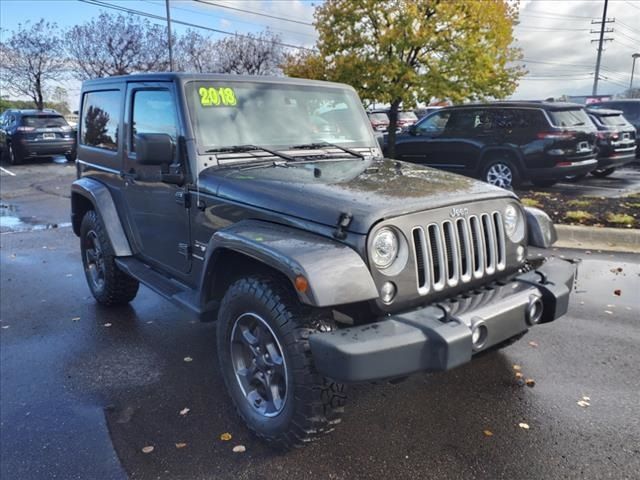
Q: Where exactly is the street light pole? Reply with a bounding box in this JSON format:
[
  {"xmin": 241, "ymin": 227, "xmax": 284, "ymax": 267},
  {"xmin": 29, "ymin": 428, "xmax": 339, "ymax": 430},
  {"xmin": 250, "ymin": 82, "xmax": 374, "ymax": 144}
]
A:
[
  {"xmin": 631, "ymin": 53, "xmax": 640, "ymax": 92},
  {"xmin": 165, "ymin": 0, "xmax": 174, "ymax": 71}
]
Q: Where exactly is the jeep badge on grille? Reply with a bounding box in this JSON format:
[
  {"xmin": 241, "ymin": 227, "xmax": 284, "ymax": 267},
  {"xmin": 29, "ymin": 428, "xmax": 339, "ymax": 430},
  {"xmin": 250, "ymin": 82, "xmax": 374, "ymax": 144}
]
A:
[{"xmin": 450, "ymin": 207, "xmax": 469, "ymax": 218}]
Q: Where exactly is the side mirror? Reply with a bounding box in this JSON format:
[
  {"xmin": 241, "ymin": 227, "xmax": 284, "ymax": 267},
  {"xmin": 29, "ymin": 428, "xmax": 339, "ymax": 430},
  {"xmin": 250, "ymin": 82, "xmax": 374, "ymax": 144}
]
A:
[
  {"xmin": 134, "ymin": 133, "xmax": 174, "ymax": 165},
  {"xmin": 408, "ymin": 124, "xmax": 417, "ymax": 136}
]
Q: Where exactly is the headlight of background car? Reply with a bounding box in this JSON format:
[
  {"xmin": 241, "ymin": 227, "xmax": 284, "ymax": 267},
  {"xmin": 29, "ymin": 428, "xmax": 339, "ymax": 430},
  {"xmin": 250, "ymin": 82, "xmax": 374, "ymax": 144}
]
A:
[
  {"xmin": 504, "ymin": 204, "xmax": 525, "ymax": 243},
  {"xmin": 371, "ymin": 227, "xmax": 399, "ymax": 269}
]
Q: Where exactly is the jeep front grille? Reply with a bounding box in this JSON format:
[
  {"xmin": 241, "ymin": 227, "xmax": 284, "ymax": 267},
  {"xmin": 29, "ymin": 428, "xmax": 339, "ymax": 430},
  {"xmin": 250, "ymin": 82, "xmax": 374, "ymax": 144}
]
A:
[{"xmin": 412, "ymin": 212, "xmax": 506, "ymax": 295}]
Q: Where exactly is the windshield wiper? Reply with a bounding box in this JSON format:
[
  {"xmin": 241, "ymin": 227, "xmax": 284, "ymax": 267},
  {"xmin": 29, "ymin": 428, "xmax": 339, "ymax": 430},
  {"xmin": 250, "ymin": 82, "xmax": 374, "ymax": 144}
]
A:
[
  {"xmin": 205, "ymin": 144, "xmax": 296, "ymax": 162},
  {"xmin": 290, "ymin": 141, "xmax": 364, "ymax": 159}
]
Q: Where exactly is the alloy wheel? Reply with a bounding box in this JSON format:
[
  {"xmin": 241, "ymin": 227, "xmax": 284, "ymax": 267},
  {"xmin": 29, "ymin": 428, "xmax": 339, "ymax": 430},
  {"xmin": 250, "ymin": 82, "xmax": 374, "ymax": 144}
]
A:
[
  {"xmin": 84, "ymin": 230, "xmax": 106, "ymax": 290},
  {"xmin": 486, "ymin": 163, "xmax": 513, "ymax": 188},
  {"xmin": 230, "ymin": 312, "xmax": 288, "ymax": 417}
]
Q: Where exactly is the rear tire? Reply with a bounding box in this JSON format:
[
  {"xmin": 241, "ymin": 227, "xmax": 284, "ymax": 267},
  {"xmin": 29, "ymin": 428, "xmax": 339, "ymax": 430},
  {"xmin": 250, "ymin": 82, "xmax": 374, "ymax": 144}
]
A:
[
  {"xmin": 531, "ymin": 179, "xmax": 557, "ymax": 188},
  {"xmin": 590, "ymin": 167, "xmax": 615, "ymax": 178},
  {"xmin": 8, "ymin": 143, "xmax": 21, "ymax": 165},
  {"xmin": 482, "ymin": 158, "xmax": 520, "ymax": 189},
  {"xmin": 217, "ymin": 276, "xmax": 346, "ymax": 449},
  {"xmin": 80, "ymin": 210, "xmax": 139, "ymax": 306}
]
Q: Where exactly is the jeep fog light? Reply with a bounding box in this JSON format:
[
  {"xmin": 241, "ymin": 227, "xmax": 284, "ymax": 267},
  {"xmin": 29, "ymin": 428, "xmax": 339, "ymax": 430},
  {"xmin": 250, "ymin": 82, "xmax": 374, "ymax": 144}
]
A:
[
  {"xmin": 471, "ymin": 319, "xmax": 488, "ymax": 351},
  {"xmin": 526, "ymin": 295, "xmax": 544, "ymax": 325},
  {"xmin": 380, "ymin": 281, "xmax": 396, "ymax": 304}
]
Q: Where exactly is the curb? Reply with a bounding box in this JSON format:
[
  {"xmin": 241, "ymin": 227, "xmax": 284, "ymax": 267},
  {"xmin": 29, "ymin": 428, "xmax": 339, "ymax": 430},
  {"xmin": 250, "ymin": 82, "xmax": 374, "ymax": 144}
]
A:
[{"xmin": 554, "ymin": 225, "xmax": 640, "ymax": 253}]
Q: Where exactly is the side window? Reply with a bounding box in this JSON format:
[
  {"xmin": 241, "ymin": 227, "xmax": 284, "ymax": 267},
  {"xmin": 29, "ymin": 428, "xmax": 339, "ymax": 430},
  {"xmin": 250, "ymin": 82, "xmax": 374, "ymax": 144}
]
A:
[
  {"xmin": 445, "ymin": 110, "xmax": 478, "ymax": 133},
  {"xmin": 131, "ymin": 90, "xmax": 177, "ymax": 152},
  {"xmin": 416, "ymin": 111, "xmax": 451, "ymax": 135},
  {"xmin": 81, "ymin": 90, "xmax": 121, "ymax": 151}
]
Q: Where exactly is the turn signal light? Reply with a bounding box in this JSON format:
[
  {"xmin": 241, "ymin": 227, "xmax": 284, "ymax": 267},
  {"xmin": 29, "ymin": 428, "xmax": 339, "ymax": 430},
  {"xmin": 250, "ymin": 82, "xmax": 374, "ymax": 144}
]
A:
[{"xmin": 294, "ymin": 275, "xmax": 309, "ymax": 293}]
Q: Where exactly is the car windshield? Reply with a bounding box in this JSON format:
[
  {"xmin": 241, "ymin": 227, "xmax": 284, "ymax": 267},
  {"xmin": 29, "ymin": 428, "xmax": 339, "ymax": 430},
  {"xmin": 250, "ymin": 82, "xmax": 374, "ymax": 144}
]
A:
[
  {"xmin": 593, "ymin": 102, "xmax": 640, "ymax": 121},
  {"xmin": 21, "ymin": 115, "xmax": 68, "ymax": 128},
  {"xmin": 547, "ymin": 109, "xmax": 590, "ymax": 127},
  {"xmin": 185, "ymin": 81, "xmax": 375, "ymax": 154},
  {"xmin": 594, "ymin": 114, "xmax": 629, "ymax": 126}
]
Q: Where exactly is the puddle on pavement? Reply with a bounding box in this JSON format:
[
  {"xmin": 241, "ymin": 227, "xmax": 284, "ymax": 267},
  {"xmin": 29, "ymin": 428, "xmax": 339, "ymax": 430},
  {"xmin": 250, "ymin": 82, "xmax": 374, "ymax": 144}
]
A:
[{"xmin": 0, "ymin": 203, "xmax": 71, "ymax": 233}]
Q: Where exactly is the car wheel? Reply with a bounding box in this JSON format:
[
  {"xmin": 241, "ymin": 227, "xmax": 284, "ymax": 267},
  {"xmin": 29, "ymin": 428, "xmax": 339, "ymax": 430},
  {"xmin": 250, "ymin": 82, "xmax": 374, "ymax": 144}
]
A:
[
  {"xmin": 531, "ymin": 179, "xmax": 557, "ymax": 188},
  {"xmin": 217, "ymin": 276, "xmax": 346, "ymax": 449},
  {"xmin": 80, "ymin": 210, "xmax": 139, "ymax": 306},
  {"xmin": 8, "ymin": 143, "xmax": 21, "ymax": 165},
  {"xmin": 563, "ymin": 174, "xmax": 586, "ymax": 182},
  {"xmin": 482, "ymin": 159, "xmax": 519, "ymax": 189},
  {"xmin": 590, "ymin": 167, "xmax": 615, "ymax": 178}
]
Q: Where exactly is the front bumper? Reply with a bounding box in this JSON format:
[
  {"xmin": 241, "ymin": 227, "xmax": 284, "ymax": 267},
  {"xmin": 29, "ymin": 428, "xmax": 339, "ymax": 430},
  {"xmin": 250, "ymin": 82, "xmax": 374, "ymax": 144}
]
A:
[{"xmin": 310, "ymin": 257, "xmax": 577, "ymax": 382}]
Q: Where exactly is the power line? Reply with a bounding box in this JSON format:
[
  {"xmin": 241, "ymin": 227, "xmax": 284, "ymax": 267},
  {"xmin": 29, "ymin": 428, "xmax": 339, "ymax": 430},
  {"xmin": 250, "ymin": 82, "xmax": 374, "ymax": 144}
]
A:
[
  {"xmin": 616, "ymin": 19, "xmax": 640, "ymax": 37},
  {"xmin": 615, "ymin": 29, "xmax": 640, "ymax": 44},
  {"xmin": 516, "ymin": 25, "xmax": 591, "ymax": 32},
  {"xmin": 77, "ymin": 0, "xmax": 315, "ymax": 51},
  {"xmin": 193, "ymin": 0, "xmax": 314, "ymax": 26},
  {"xmin": 520, "ymin": 9, "xmax": 592, "ymax": 20},
  {"xmin": 615, "ymin": 37, "xmax": 640, "ymax": 51},
  {"xmin": 624, "ymin": 0, "xmax": 640, "ymax": 11}
]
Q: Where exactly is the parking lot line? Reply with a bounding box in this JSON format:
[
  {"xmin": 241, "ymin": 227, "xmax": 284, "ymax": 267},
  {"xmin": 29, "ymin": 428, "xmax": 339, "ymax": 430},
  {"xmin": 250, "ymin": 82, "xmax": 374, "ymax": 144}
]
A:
[{"xmin": 0, "ymin": 166, "xmax": 16, "ymax": 176}]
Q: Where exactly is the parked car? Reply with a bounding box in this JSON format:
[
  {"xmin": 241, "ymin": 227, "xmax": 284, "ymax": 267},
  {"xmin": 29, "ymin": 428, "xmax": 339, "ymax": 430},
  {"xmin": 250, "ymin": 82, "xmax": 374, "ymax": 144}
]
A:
[
  {"xmin": 585, "ymin": 108, "xmax": 637, "ymax": 177},
  {"xmin": 0, "ymin": 109, "xmax": 76, "ymax": 165},
  {"xmin": 369, "ymin": 109, "xmax": 418, "ymax": 131},
  {"xmin": 414, "ymin": 106, "xmax": 443, "ymax": 119},
  {"xmin": 72, "ymin": 73, "xmax": 576, "ymax": 449},
  {"xmin": 589, "ymin": 99, "xmax": 640, "ymax": 158},
  {"xmin": 367, "ymin": 111, "xmax": 390, "ymax": 132},
  {"xmin": 390, "ymin": 102, "xmax": 598, "ymax": 189}
]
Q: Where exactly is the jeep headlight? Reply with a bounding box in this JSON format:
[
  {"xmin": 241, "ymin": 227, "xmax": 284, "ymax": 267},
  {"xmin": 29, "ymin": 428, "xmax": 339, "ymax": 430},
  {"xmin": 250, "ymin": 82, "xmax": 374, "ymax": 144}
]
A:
[
  {"xmin": 504, "ymin": 204, "xmax": 525, "ymax": 242},
  {"xmin": 371, "ymin": 227, "xmax": 399, "ymax": 269}
]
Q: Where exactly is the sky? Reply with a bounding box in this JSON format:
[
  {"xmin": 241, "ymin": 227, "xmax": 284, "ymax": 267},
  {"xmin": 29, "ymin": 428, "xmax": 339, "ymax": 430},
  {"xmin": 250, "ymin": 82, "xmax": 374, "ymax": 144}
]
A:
[{"xmin": 1, "ymin": 0, "xmax": 639, "ymax": 105}]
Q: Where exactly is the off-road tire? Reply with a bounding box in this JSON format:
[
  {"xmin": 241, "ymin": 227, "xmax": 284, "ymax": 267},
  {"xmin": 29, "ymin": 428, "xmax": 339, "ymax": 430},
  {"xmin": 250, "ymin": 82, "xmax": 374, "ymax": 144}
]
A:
[
  {"xmin": 531, "ymin": 179, "xmax": 557, "ymax": 188},
  {"xmin": 481, "ymin": 158, "xmax": 520, "ymax": 189},
  {"xmin": 591, "ymin": 167, "xmax": 615, "ymax": 178},
  {"xmin": 80, "ymin": 210, "xmax": 139, "ymax": 305},
  {"xmin": 217, "ymin": 276, "xmax": 346, "ymax": 449}
]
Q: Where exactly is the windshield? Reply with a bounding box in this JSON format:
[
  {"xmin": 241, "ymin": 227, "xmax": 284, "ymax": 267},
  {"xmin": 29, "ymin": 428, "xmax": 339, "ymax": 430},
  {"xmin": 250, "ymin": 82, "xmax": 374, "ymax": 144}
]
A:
[
  {"xmin": 185, "ymin": 81, "xmax": 375, "ymax": 153},
  {"xmin": 593, "ymin": 114, "xmax": 629, "ymax": 126},
  {"xmin": 592, "ymin": 102, "xmax": 640, "ymax": 122},
  {"xmin": 548, "ymin": 109, "xmax": 591, "ymax": 127},
  {"xmin": 21, "ymin": 115, "xmax": 68, "ymax": 128}
]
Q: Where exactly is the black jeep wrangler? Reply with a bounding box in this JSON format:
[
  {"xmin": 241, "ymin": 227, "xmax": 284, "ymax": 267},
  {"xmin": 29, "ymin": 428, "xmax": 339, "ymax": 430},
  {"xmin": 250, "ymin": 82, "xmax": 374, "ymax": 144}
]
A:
[{"xmin": 71, "ymin": 73, "xmax": 576, "ymax": 449}]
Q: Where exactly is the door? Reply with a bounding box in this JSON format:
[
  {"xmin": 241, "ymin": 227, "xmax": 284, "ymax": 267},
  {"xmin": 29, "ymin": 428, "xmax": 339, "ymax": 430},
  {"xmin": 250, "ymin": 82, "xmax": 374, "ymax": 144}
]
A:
[
  {"xmin": 121, "ymin": 82, "xmax": 191, "ymax": 275},
  {"xmin": 394, "ymin": 110, "xmax": 451, "ymax": 165}
]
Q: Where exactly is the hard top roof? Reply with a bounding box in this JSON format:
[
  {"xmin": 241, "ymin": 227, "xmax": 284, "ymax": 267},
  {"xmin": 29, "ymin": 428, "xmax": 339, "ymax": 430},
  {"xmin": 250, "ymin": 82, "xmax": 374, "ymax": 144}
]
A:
[
  {"xmin": 585, "ymin": 107, "xmax": 624, "ymax": 115},
  {"xmin": 80, "ymin": 72, "xmax": 354, "ymax": 91}
]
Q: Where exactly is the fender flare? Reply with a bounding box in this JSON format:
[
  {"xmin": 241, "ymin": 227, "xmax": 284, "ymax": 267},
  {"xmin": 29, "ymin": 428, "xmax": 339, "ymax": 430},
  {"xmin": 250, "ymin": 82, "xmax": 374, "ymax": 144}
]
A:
[
  {"xmin": 200, "ymin": 220, "xmax": 379, "ymax": 308},
  {"xmin": 71, "ymin": 177, "xmax": 132, "ymax": 256}
]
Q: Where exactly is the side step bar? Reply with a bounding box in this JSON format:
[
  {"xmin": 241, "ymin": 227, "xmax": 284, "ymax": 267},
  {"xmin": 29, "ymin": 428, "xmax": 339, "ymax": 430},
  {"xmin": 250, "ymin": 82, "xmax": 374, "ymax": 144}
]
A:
[{"xmin": 114, "ymin": 257, "xmax": 214, "ymax": 320}]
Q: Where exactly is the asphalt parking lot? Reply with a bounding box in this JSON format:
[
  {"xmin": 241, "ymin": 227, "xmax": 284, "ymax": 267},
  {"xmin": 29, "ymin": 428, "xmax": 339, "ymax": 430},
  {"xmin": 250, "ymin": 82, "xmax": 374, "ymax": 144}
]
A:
[{"xmin": 1, "ymin": 158, "xmax": 640, "ymax": 479}]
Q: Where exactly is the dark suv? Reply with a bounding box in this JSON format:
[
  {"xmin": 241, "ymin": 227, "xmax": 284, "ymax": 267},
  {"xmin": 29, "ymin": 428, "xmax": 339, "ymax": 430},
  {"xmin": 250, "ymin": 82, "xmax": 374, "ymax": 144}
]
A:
[
  {"xmin": 0, "ymin": 109, "xmax": 76, "ymax": 164},
  {"xmin": 589, "ymin": 99, "xmax": 640, "ymax": 158},
  {"xmin": 71, "ymin": 73, "xmax": 576, "ymax": 449},
  {"xmin": 584, "ymin": 108, "xmax": 637, "ymax": 177},
  {"xmin": 391, "ymin": 102, "xmax": 598, "ymax": 188}
]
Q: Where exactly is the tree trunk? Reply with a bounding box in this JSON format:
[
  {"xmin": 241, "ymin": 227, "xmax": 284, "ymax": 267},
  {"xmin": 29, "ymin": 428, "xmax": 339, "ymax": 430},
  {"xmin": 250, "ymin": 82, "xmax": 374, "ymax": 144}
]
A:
[
  {"xmin": 34, "ymin": 75, "xmax": 44, "ymax": 110},
  {"xmin": 386, "ymin": 98, "xmax": 402, "ymax": 159}
]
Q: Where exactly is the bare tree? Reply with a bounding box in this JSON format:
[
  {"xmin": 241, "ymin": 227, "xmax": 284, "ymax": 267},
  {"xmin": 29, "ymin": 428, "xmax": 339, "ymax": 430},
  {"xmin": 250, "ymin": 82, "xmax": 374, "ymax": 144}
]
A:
[
  {"xmin": 216, "ymin": 31, "xmax": 285, "ymax": 76},
  {"xmin": 66, "ymin": 13, "xmax": 170, "ymax": 80},
  {"xmin": 174, "ymin": 30, "xmax": 219, "ymax": 73},
  {"xmin": 0, "ymin": 20, "xmax": 67, "ymax": 110}
]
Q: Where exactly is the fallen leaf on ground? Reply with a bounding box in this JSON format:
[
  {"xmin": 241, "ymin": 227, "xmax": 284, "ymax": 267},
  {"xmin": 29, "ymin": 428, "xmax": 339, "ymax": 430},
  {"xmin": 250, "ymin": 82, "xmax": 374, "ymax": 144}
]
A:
[
  {"xmin": 577, "ymin": 400, "xmax": 590, "ymax": 408},
  {"xmin": 512, "ymin": 364, "xmax": 522, "ymax": 371},
  {"xmin": 141, "ymin": 446, "xmax": 154, "ymax": 454},
  {"xmin": 614, "ymin": 289, "xmax": 621, "ymax": 296},
  {"xmin": 483, "ymin": 430, "xmax": 493, "ymax": 437},
  {"xmin": 518, "ymin": 423, "xmax": 530, "ymax": 430},
  {"xmin": 604, "ymin": 310, "xmax": 613, "ymax": 315},
  {"xmin": 220, "ymin": 432, "xmax": 232, "ymax": 441},
  {"xmin": 525, "ymin": 378, "xmax": 536, "ymax": 388},
  {"xmin": 103, "ymin": 323, "xmax": 112, "ymax": 327},
  {"xmin": 515, "ymin": 372, "xmax": 524, "ymax": 379},
  {"xmin": 71, "ymin": 317, "xmax": 80, "ymax": 321},
  {"xmin": 179, "ymin": 407, "xmax": 190, "ymax": 416},
  {"xmin": 1, "ymin": 325, "xmax": 9, "ymax": 329},
  {"xmin": 582, "ymin": 396, "xmax": 590, "ymax": 401},
  {"xmin": 528, "ymin": 341, "xmax": 539, "ymax": 348},
  {"xmin": 175, "ymin": 442, "xmax": 187, "ymax": 449},
  {"xmin": 183, "ymin": 356, "xmax": 193, "ymax": 362},
  {"xmin": 232, "ymin": 445, "xmax": 246, "ymax": 453}
]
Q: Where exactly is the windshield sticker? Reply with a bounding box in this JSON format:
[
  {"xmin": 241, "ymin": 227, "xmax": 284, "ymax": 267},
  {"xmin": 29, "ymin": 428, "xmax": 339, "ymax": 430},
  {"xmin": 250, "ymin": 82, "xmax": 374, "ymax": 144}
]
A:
[{"xmin": 199, "ymin": 86, "xmax": 237, "ymax": 107}]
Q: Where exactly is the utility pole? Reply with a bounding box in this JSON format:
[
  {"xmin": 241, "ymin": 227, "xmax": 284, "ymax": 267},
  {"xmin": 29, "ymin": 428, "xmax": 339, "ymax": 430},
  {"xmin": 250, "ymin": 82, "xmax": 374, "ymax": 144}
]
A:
[
  {"xmin": 591, "ymin": 0, "xmax": 614, "ymax": 95},
  {"xmin": 165, "ymin": 0, "xmax": 174, "ymax": 71},
  {"xmin": 631, "ymin": 53, "xmax": 640, "ymax": 91}
]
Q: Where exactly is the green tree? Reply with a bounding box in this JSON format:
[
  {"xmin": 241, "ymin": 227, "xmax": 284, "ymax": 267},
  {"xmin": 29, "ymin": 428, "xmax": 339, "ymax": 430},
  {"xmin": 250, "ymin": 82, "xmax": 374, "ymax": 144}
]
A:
[{"xmin": 284, "ymin": 0, "xmax": 525, "ymax": 157}]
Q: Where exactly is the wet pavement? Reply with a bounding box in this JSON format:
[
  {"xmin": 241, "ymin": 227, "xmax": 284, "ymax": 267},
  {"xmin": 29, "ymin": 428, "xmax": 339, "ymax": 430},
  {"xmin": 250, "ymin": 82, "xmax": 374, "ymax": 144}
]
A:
[{"xmin": 1, "ymin": 159, "xmax": 640, "ymax": 479}]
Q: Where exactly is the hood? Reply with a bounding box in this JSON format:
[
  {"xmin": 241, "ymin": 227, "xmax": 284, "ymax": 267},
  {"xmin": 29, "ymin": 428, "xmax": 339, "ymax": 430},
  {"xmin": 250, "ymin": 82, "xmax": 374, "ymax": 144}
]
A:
[{"xmin": 197, "ymin": 158, "xmax": 515, "ymax": 234}]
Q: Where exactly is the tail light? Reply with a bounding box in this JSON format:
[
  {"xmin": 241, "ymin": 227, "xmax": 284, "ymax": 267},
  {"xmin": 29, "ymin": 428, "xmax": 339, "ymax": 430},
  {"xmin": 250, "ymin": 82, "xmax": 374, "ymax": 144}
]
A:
[
  {"xmin": 537, "ymin": 131, "xmax": 575, "ymax": 140},
  {"xmin": 596, "ymin": 131, "xmax": 619, "ymax": 141},
  {"xmin": 17, "ymin": 126, "xmax": 35, "ymax": 132}
]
